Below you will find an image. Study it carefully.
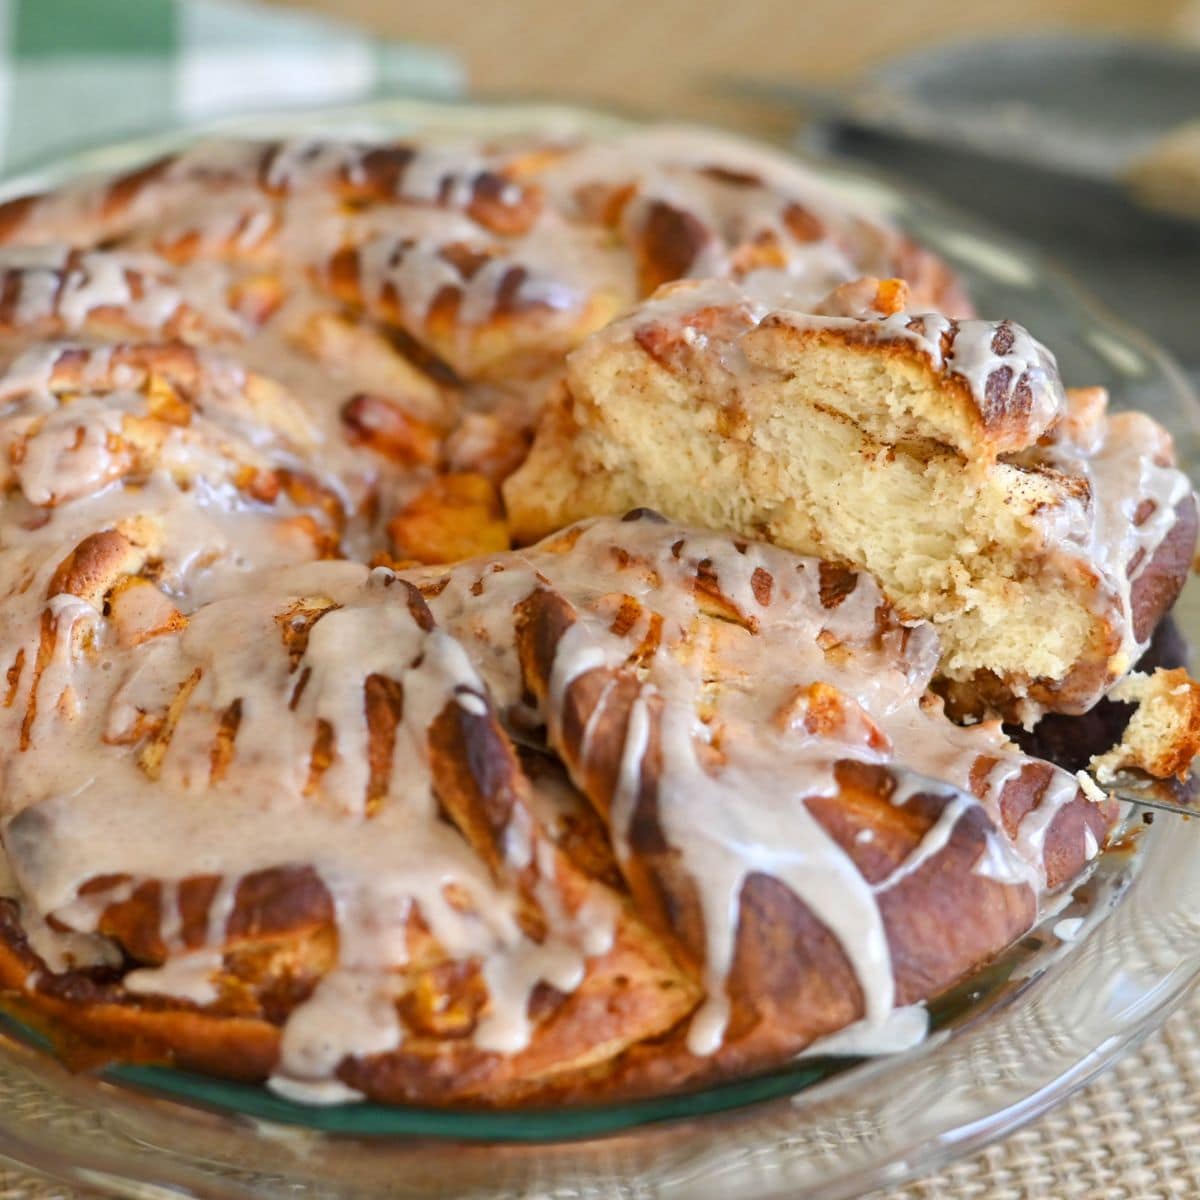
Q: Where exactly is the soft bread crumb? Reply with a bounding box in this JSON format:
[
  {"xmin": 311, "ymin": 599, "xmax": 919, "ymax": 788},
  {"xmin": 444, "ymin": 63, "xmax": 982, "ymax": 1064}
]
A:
[
  {"xmin": 1090, "ymin": 668, "xmax": 1200, "ymax": 782},
  {"xmin": 505, "ymin": 298, "xmax": 1105, "ymax": 696},
  {"xmin": 1075, "ymin": 770, "xmax": 1108, "ymax": 804}
]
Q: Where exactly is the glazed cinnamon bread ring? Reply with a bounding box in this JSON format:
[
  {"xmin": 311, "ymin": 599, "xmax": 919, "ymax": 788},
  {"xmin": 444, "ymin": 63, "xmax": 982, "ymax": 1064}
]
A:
[{"xmin": 0, "ymin": 125, "xmax": 1185, "ymax": 1107}]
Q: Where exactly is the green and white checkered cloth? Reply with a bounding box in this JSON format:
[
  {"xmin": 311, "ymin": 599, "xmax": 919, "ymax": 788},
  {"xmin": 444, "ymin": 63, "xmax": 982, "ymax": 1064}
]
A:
[{"xmin": 0, "ymin": 0, "xmax": 463, "ymax": 177}]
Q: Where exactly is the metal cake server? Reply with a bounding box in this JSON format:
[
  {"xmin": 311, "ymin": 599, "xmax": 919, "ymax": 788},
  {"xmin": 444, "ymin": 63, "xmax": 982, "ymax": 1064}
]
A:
[{"xmin": 1094, "ymin": 771, "xmax": 1200, "ymax": 817}]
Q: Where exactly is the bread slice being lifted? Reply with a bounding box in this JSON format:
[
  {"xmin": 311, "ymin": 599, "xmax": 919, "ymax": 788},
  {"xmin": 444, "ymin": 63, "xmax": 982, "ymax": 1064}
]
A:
[{"xmin": 504, "ymin": 275, "xmax": 1199, "ymax": 743}]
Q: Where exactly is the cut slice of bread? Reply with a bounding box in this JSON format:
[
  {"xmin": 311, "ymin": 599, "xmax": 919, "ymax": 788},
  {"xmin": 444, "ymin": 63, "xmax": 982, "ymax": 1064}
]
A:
[{"xmin": 504, "ymin": 278, "xmax": 1198, "ymax": 723}]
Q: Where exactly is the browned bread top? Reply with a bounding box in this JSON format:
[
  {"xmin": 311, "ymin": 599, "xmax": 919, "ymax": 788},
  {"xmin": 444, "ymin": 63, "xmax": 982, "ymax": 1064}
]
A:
[{"xmin": 748, "ymin": 305, "xmax": 1062, "ymax": 460}]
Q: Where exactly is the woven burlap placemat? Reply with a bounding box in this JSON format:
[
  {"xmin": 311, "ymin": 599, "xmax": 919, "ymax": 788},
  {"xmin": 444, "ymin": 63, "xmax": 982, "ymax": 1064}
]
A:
[
  {"xmin": 1, "ymin": 986, "xmax": 1196, "ymax": 1198},
  {"xmin": 867, "ymin": 985, "xmax": 1200, "ymax": 1200}
]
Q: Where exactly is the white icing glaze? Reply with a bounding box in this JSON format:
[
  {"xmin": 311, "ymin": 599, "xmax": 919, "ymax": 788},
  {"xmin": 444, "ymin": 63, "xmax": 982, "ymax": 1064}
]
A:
[
  {"xmin": 1047, "ymin": 423, "xmax": 1194, "ymax": 670},
  {"xmin": 1014, "ymin": 770, "xmax": 1082, "ymax": 868},
  {"xmin": 873, "ymin": 790, "xmax": 973, "ymax": 894},
  {"xmin": 1053, "ymin": 916, "xmax": 1084, "ymax": 942},
  {"xmin": 796, "ymin": 1002, "xmax": 929, "ymax": 1059},
  {"xmin": 267, "ymin": 1075, "xmax": 366, "ymax": 1106}
]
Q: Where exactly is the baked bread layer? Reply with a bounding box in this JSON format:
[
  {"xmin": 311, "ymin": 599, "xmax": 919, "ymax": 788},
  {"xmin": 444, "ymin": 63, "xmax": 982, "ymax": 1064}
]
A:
[{"xmin": 506, "ymin": 279, "xmax": 1197, "ymax": 719}]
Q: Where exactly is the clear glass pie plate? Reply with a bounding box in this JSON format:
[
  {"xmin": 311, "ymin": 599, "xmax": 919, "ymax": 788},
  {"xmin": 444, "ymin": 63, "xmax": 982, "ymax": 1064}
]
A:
[{"xmin": 0, "ymin": 98, "xmax": 1197, "ymax": 1200}]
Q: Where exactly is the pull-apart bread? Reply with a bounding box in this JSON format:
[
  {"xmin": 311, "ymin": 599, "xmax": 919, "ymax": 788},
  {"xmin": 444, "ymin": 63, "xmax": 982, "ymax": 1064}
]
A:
[
  {"xmin": 0, "ymin": 125, "xmax": 1190, "ymax": 1106},
  {"xmin": 506, "ymin": 276, "xmax": 1199, "ymax": 725}
]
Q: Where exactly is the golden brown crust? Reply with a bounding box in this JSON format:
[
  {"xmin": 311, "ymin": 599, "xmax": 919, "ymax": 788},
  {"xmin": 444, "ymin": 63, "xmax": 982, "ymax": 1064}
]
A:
[
  {"xmin": 0, "ymin": 850, "xmax": 699, "ymax": 1106},
  {"xmin": 503, "ymin": 562, "xmax": 1116, "ymax": 1096},
  {"xmin": 0, "ymin": 749, "xmax": 1094, "ymax": 1106}
]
